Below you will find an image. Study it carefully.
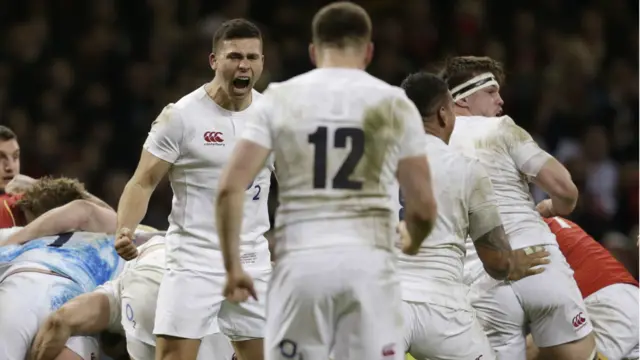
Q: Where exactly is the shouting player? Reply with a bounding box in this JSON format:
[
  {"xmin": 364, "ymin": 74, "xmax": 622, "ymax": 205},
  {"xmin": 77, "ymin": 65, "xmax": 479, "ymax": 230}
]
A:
[
  {"xmin": 444, "ymin": 56, "xmax": 598, "ymax": 360},
  {"xmin": 115, "ymin": 18, "xmax": 272, "ymax": 360},
  {"xmin": 525, "ymin": 217, "xmax": 639, "ymax": 360},
  {"xmin": 396, "ymin": 72, "xmax": 550, "ymax": 360},
  {"xmin": 216, "ymin": 3, "xmax": 437, "ymax": 360}
]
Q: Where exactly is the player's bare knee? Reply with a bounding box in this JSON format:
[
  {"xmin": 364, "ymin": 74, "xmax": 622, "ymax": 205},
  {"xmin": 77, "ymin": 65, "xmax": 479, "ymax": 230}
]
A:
[
  {"xmin": 155, "ymin": 335, "xmax": 201, "ymax": 360},
  {"xmin": 53, "ymin": 347, "xmax": 84, "ymax": 360}
]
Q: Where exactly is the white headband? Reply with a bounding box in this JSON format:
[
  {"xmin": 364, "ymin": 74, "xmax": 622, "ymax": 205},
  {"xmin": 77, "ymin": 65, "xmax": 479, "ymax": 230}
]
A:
[{"xmin": 450, "ymin": 72, "xmax": 500, "ymax": 102}]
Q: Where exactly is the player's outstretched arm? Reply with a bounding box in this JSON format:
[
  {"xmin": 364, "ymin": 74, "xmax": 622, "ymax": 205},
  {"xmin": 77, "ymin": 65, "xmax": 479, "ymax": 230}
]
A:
[
  {"xmin": 29, "ymin": 292, "xmax": 112, "ymax": 360},
  {"xmin": 217, "ymin": 139, "xmax": 270, "ymax": 301},
  {"xmin": 5, "ymin": 199, "xmax": 116, "ymax": 246}
]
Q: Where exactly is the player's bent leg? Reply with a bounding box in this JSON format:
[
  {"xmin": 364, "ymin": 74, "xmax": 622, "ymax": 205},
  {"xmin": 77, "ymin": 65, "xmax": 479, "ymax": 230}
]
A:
[
  {"xmin": 513, "ymin": 246, "xmax": 596, "ymax": 360},
  {"xmin": 402, "ymin": 300, "xmax": 496, "ymax": 360},
  {"xmin": 219, "ymin": 269, "xmax": 270, "ymax": 360},
  {"xmin": 155, "ymin": 335, "xmax": 202, "ymax": 360},
  {"xmin": 584, "ymin": 283, "xmax": 639, "ymax": 360},
  {"xmin": 51, "ymin": 348, "xmax": 84, "ymax": 360},
  {"xmin": 526, "ymin": 335, "xmax": 540, "ymax": 360}
]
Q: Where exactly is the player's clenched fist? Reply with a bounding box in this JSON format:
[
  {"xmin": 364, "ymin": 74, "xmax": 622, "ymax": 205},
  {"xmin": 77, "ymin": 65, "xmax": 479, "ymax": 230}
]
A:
[
  {"xmin": 115, "ymin": 227, "xmax": 138, "ymax": 260},
  {"xmin": 397, "ymin": 221, "xmax": 421, "ymax": 255},
  {"xmin": 224, "ymin": 268, "xmax": 258, "ymax": 303}
]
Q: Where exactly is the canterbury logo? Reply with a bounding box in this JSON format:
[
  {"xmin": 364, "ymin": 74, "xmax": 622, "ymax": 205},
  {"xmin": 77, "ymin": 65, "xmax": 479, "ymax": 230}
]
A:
[
  {"xmin": 572, "ymin": 312, "xmax": 586, "ymax": 328},
  {"xmin": 203, "ymin": 131, "xmax": 224, "ymax": 143}
]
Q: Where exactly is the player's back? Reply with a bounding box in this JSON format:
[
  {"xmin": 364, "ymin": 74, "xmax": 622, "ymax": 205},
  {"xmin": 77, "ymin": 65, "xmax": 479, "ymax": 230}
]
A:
[
  {"xmin": 266, "ymin": 68, "xmax": 414, "ymax": 254},
  {"xmin": 450, "ymin": 115, "xmax": 553, "ymax": 249},
  {"xmin": 395, "ymin": 135, "xmax": 478, "ymax": 307},
  {"xmin": 545, "ymin": 217, "xmax": 638, "ymax": 298},
  {"xmin": 0, "ymin": 231, "xmax": 124, "ymax": 291}
]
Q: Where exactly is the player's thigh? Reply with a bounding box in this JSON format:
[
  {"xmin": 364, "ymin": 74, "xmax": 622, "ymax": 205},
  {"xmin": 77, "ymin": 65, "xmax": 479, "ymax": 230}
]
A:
[
  {"xmin": 198, "ymin": 333, "xmax": 235, "ymax": 360},
  {"xmin": 121, "ymin": 267, "xmax": 163, "ymax": 346},
  {"xmin": 265, "ymin": 251, "xmax": 347, "ymax": 360},
  {"xmin": 402, "ymin": 301, "xmax": 495, "ymax": 360},
  {"xmin": 332, "ymin": 249, "xmax": 404, "ymax": 360},
  {"xmin": 126, "ymin": 335, "xmax": 156, "ymax": 360},
  {"xmin": 63, "ymin": 335, "xmax": 100, "ymax": 360},
  {"xmin": 0, "ymin": 272, "xmax": 81, "ymax": 359},
  {"xmin": 218, "ymin": 269, "xmax": 270, "ymax": 341},
  {"xmin": 512, "ymin": 246, "xmax": 593, "ymax": 349},
  {"xmin": 154, "ymin": 269, "xmax": 225, "ymax": 340},
  {"xmin": 470, "ymin": 280, "xmax": 527, "ymax": 360},
  {"xmin": 585, "ymin": 284, "xmax": 639, "ymax": 360}
]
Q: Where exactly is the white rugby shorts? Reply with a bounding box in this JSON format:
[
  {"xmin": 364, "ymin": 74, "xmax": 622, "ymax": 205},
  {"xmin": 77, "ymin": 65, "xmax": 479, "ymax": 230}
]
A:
[
  {"xmin": 0, "ymin": 265, "xmax": 99, "ymax": 360},
  {"xmin": 265, "ymin": 246, "xmax": 404, "ymax": 360},
  {"xmin": 470, "ymin": 245, "xmax": 592, "ymax": 360},
  {"xmin": 585, "ymin": 283, "xmax": 639, "ymax": 360}
]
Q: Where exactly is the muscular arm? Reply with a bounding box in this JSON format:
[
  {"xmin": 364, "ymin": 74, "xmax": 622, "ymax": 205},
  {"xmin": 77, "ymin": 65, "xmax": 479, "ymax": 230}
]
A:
[
  {"xmin": 5, "ymin": 200, "xmax": 116, "ymax": 245},
  {"xmin": 30, "ymin": 292, "xmax": 111, "ymax": 360},
  {"xmin": 533, "ymin": 158, "xmax": 578, "ymax": 215},
  {"xmin": 116, "ymin": 149, "xmax": 171, "ymax": 233},
  {"xmin": 217, "ymin": 140, "xmax": 271, "ymax": 272},
  {"xmin": 467, "ymin": 162, "xmax": 512, "ymax": 280}
]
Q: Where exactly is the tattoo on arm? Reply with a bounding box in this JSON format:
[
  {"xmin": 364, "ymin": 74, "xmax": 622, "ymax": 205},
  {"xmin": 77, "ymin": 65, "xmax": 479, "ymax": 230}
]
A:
[{"xmin": 474, "ymin": 225, "xmax": 512, "ymax": 280}]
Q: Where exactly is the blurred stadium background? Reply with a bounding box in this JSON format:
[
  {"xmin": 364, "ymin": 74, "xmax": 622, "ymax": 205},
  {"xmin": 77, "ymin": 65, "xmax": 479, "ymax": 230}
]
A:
[{"xmin": 1, "ymin": 0, "xmax": 637, "ymax": 281}]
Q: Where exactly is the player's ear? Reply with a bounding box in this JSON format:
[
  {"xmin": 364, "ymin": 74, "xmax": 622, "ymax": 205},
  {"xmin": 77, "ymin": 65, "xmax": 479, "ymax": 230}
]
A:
[
  {"xmin": 455, "ymin": 97, "xmax": 468, "ymax": 109},
  {"xmin": 437, "ymin": 106, "xmax": 447, "ymax": 127},
  {"xmin": 308, "ymin": 43, "xmax": 317, "ymax": 66},
  {"xmin": 209, "ymin": 53, "xmax": 217, "ymax": 71}
]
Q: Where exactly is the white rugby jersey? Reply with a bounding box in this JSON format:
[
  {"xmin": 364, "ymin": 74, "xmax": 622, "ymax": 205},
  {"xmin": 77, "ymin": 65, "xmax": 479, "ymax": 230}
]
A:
[
  {"xmin": 449, "ymin": 115, "xmax": 554, "ymax": 250},
  {"xmin": 241, "ymin": 68, "xmax": 425, "ymax": 255},
  {"xmin": 393, "ymin": 135, "xmax": 501, "ymax": 308},
  {"xmin": 143, "ymin": 87, "xmax": 272, "ymax": 272}
]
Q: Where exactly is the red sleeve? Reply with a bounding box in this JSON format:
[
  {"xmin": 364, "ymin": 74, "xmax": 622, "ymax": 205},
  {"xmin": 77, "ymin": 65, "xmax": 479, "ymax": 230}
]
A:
[{"xmin": 0, "ymin": 194, "xmax": 23, "ymax": 228}]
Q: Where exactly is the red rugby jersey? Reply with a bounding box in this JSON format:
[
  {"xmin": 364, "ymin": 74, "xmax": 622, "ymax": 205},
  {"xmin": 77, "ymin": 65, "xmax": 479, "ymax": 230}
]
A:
[
  {"xmin": 0, "ymin": 194, "xmax": 24, "ymax": 228},
  {"xmin": 545, "ymin": 216, "xmax": 638, "ymax": 298}
]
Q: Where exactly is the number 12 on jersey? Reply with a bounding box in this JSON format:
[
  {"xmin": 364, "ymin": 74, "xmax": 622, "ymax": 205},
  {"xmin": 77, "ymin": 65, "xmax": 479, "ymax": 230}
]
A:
[{"xmin": 308, "ymin": 126, "xmax": 365, "ymax": 190}]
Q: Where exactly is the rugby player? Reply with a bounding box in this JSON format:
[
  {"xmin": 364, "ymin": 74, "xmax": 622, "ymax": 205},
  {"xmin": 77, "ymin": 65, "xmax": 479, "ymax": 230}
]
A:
[
  {"xmin": 396, "ymin": 72, "xmax": 550, "ymax": 360},
  {"xmin": 525, "ymin": 217, "xmax": 639, "ymax": 360},
  {"xmin": 30, "ymin": 234, "xmax": 235, "ymax": 360},
  {"xmin": 115, "ymin": 18, "xmax": 272, "ymax": 360},
  {"xmin": 0, "ymin": 125, "xmax": 21, "ymax": 200},
  {"xmin": 444, "ymin": 56, "xmax": 598, "ymax": 360},
  {"xmin": 215, "ymin": 3, "xmax": 437, "ymax": 359},
  {"xmin": 0, "ymin": 203, "xmax": 122, "ymax": 359}
]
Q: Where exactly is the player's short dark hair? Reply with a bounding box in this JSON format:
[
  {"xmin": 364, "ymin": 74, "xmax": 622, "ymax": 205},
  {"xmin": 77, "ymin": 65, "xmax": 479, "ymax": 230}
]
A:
[
  {"xmin": 312, "ymin": 2, "xmax": 372, "ymax": 48},
  {"xmin": 212, "ymin": 18, "xmax": 262, "ymax": 53},
  {"xmin": 401, "ymin": 72, "xmax": 450, "ymax": 118},
  {"xmin": 17, "ymin": 177, "xmax": 87, "ymax": 218},
  {"xmin": 439, "ymin": 56, "xmax": 505, "ymax": 91},
  {"xmin": 0, "ymin": 126, "xmax": 17, "ymax": 142}
]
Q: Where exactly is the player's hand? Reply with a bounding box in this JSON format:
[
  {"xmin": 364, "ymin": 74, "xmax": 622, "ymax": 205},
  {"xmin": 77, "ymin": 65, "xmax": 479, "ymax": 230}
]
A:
[
  {"xmin": 224, "ymin": 267, "xmax": 258, "ymax": 303},
  {"xmin": 5, "ymin": 174, "xmax": 37, "ymax": 194},
  {"xmin": 115, "ymin": 227, "xmax": 138, "ymax": 260},
  {"xmin": 535, "ymin": 199, "xmax": 555, "ymax": 217},
  {"xmin": 28, "ymin": 314, "xmax": 71, "ymax": 360},
  {"xmin": 398, "ymin": 221, "xmax": 420, "ymax": 255},
  {"xmin": 507, "ymin": 247, "xmax": 550, "ymax": 281}
]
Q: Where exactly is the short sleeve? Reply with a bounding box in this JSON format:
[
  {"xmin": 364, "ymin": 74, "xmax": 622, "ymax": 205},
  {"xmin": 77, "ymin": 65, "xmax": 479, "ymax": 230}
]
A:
[
  {"xmin": 395, "ymin": 94, "xmax": 426, "ymax": 159},
  {"xmin": 241, "ymin": 89, "xmax": 275, "ymax": 150},
  {"xmin": 501, "ymin": 116, "xmax": 551, "ymax": 177},
  {"xmin": 142, "ymin": 104, "xmax": 184, "ymax": 164},
  {"xmin": 466, "ymin": 160, "xmax": 503, "ymax": 241},
  {"xmin": 94, "ymin": 277, "xmax": 124, "ymax": 334}
]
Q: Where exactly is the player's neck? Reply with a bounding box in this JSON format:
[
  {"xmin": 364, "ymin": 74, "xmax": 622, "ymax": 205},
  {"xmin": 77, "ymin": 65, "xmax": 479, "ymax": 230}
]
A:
[
  {"xmin": 423, "ymin": 122, "xmax": 449, "ymax": 144},
  {"xmin": 315, "ymin": 49, "xmax": 366, "ymax": 70},
  {"xmin": 205, "ymin": 80, "xmax": 252, "ymax": 112}
]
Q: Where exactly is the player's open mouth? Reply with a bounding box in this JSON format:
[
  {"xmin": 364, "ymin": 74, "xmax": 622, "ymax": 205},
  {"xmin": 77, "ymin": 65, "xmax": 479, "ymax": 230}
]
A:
[
  {"xmin": 2, "ymin": 176, "xmax": 13, "ymax": 182},
  {"xmin": 232, "ymin": 77, "xmax": 251, "ymax": 89}
]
